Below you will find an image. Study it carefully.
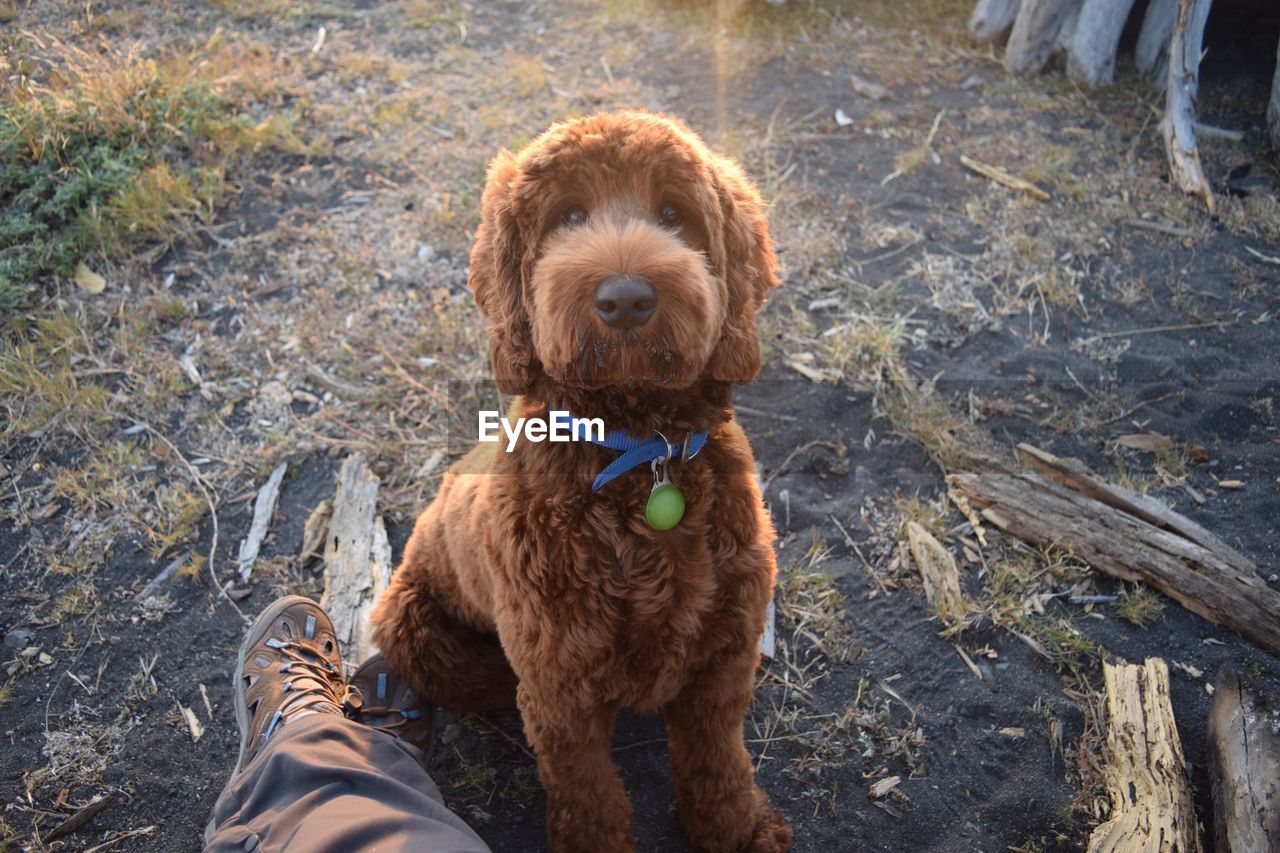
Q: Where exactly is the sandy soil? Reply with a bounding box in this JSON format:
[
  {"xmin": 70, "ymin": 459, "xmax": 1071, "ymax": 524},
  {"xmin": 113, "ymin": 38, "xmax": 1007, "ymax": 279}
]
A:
[{"xmin": 2, "ymin": 1, "xmax": 1278, "ymax": 850}]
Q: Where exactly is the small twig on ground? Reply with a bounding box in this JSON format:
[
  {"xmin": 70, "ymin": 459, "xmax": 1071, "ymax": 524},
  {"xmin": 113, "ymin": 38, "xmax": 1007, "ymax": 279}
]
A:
[
  {"xmin": 1244, "ymin": 246, "xmax": 1280, "ymax": 265},
  {"xmin": 1194, "ymin": 122, "xmax": 1243, "ymax": 142},
  {"xmin": 959, "ymin": 154, "xmax": 1050, "ymax": 201},
  {"xmin": 760, "ymin": 440, "xmax": 836, "ymax": 495},
  {"xmin": 305, "ymin": 363, "xmax": 373, "ymax": 401},
  {"xmin": 1064, "ymin": 366, "xmax": 1103, "ymax": 405},
  {"xmin": 612, "ymin": 738, "xmax": 667, "ymax": 753},
  {"xmin": 1099, "ymin": 390, "xmax": 1182, "ymax": 426},
  {"xmin": 1122, "ymin": 218, "xmax": 1198, "ymax": 239},
  {"xmin": 1090, "ymin": 320, "xmax": 1230, "ymax": 340},
  {"xmin": 83, "ymin": 825, "xmax": 157, "ymax": 853},
  {"xmin": 734, "ymin": 404, "xmax": 798, "ymax": 423},
  {"xmin": 135, "ymin": 556, "xmax": 184, "ymax": 602},
  {"xmin": 829, "ymin": 514, "xmax": 889, "ymax": 595},
  {"xmin": 472, "ymin": 716, "xmax": 536, "ymax": 761}
]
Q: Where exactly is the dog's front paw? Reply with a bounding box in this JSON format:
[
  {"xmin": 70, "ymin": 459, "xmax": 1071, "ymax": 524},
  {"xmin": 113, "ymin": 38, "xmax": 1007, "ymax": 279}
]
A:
[
  {"xmin": 743, "ymin": 804, "xmax": 791, "ymax": 853},
  {"xmin": 682, "ymin": 788, "xmax": 791, "ymax": 853}
]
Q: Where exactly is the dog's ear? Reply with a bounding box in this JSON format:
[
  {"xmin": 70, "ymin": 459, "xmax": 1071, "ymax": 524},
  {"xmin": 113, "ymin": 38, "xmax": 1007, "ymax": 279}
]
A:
[
  {"xmin": 707, "ymin": 157, "xmax": 780, "ymax": 384},
  {"xmin": 469, "ymin": 151, "xmax": 540, "ymax": 395}
]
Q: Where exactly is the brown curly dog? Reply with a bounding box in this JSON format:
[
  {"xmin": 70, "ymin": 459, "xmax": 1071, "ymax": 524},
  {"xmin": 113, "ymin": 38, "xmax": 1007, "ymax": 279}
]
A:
[{"xmin": 372, "ymin": 110, "xmax": 791, "ymax": 853}]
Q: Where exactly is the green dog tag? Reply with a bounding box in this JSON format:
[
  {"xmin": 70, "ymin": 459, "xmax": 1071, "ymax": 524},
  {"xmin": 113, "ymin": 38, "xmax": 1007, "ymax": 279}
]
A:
[{"xmin": 645, "ymin": 483, "xmax": 685, "ymax": 531}]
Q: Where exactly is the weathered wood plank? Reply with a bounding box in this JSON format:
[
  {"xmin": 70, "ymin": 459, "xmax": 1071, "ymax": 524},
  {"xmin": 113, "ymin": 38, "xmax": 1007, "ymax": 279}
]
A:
[
  {"xmin": 1209, "ymin": 666, "xmax": 1280, "ymax": 853},
  {"xmin": 1087, "ymin": 659, "xmax": 1201, "ymax": 853}
]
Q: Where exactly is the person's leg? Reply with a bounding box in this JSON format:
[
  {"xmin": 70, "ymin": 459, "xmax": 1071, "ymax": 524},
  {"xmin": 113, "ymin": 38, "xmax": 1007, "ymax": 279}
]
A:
[
  {"xmin": 205, "ymin": 712, "xmax": 488, "ymax": 852},
  {"xmin": 203, "ymin": 596, "xmax": 489, "ymax": 853}
]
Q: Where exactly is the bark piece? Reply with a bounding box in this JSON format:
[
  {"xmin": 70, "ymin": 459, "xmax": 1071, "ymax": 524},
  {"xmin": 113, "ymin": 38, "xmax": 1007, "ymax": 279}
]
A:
[
  {"xmin": 1208, "ymin": 666, "xmax": 1280, "ymax": 853},
  {"xmin": 905, "ymin": 521, "xmax": 969, "ymax": 626},
  {"xmin": 320, "ymin": 456, "xmax": 392, "ymax": 669},
  {"xmin": 1087, "ymin": 658, "xmax": 1202, "ymax": 853},
  {"xmin": 1136, "ymin": 0, "xmax": 1178, "ymax": 86},
  {"xmin": 969, "ymin": 0, "xmax": 1023, "ymax": 43},
  {"xmin": 43, "ymin": 791, "xmax": 121, "ymax": 843},
  {"xmin": 1161, "ymin": 0, "xmax": 1215, "ymax": 212},
  {"xmin": 1005, "ymin": 0, "xmax": 1082, "ymax": 74},
  {"xmin": 1067, "ymin": 0, "xmax": 1139, "ymax": 88},
  {"xmin": 948, "ymin": 444, "xmax": 1280, "ymax": 655}
]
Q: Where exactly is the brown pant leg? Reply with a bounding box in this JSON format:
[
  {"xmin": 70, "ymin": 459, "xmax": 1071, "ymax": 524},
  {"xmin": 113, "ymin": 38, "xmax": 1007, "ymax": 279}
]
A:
[{"xmin": 205, "ymin": 713, "xmax": 490, "ymax": 853}]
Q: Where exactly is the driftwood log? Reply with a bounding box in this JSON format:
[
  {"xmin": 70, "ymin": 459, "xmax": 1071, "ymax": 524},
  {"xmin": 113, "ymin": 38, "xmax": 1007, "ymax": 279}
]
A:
[
  {"xmin": 968, "ymin": 0, "xmax": 1280, "ymax": 211},
  {"xmin": 1066, "ymin": 0, "xmax": 1137, "ymax": 88},
  {"xmin": 1087, "ymin": 658, "xmax": 1202, "ymax": 853},
  {"xmin": 948, "ymin": 444, "xmax": 1280, "ymax": 656},
  {"xmin": 1136, "ymin": 0, "xmax": 1178, "ymax": 87},
  {"xmin": 1003, "ymin": 0, "xmax": 1079, "ymax": 74},
  {"xmin": 1162, "ymin": 0, "xmax": 1216, "ymax": 213},
  {"xmin": 1208, "ymin": 666, "xmax": 1280, "ymax": 852},
  {"xmin": 320, "ymin": 456, "xmax": 393, "ymax": 670},
  {"xmin": 969, "ymin": 0, "xmax": 1022, "ymax": 44}
]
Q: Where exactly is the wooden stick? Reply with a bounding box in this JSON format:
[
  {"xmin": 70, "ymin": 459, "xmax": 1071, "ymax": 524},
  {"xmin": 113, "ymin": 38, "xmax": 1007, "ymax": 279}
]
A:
[
  {"xmin": 1087, "ymin": 659, "xmax": 1201, "ymax": 853},
  {"xmin": 1208, "ymin": 666, "xmax": 1280, "ymax": 852},
  {"xmin": 959, "ymin": 154, "xmax": 1051, "ymax": 201}
]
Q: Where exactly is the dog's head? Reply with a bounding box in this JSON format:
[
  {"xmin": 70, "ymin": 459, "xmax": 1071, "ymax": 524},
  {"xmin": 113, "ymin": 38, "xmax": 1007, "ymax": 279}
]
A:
[{"xmin": 468, "ymin": 111, "xmax": 778, "ymax": 394}]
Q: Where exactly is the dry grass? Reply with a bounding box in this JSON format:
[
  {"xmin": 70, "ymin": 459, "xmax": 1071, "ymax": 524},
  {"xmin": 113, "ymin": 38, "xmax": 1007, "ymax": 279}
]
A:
[
  {"xmin": 1113, "ymin": 584, "xmax": 1165, "ymax": 628},
  {"xmin": 776, "ymin": 540, "xmax": 860, "ymax": 665},
  {"xmin": 0, "ymin": 30, "xmax": 305, "ymax": 310}
]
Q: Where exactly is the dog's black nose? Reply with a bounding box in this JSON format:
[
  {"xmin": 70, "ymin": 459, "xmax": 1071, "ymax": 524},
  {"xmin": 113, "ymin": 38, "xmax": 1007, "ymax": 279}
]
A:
[{"xmin": 594, "ymin": 275, "xmax": 656, "ymax": 329}]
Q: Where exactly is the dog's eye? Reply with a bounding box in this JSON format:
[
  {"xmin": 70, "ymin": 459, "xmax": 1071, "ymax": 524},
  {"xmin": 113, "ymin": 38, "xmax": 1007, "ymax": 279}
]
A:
[
  {"xmin": 657, "ymin": 204, "xmax": 681, "ymax": 227},
  {"xmin": 562, "ymin": 206, "xmax": 588, "ymax": 227}
]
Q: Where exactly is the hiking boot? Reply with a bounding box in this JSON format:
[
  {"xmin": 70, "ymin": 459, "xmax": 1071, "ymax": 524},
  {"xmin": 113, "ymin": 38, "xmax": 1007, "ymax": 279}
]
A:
[
  {"xmin": 349, "ymin": 653, "xmax": 437, "ymax": 761},
  {"xmin": 230, "ymin": 595, "xmax": 359, "ymax": 778}
]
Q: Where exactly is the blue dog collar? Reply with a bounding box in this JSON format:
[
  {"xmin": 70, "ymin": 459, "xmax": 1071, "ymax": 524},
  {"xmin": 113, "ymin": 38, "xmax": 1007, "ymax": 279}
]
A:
[{"xmin": 550, "ymin": 410, "xmax": 708, "ymax": 492}]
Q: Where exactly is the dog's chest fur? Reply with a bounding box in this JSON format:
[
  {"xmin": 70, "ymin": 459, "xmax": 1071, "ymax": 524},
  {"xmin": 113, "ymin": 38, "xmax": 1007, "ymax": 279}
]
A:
[{"xmin": 484, "ymin": 427, "xmax": 772, "ymax": 711}]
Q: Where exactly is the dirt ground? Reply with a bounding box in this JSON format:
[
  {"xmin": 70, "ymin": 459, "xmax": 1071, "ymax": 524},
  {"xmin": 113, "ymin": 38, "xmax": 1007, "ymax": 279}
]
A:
[{"xmin": 2, "ymin": 0, "xmax": 1279, "ymax": 850}]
